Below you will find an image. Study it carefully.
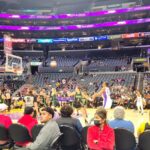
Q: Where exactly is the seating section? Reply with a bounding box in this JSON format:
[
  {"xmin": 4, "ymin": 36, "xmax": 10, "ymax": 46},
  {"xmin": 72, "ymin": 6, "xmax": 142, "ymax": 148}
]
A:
[
  {"xmin": 114, "ymin": 128, "xmax": 136, "ymax": 150},
  {"xmin": 143, "ymin": 73, "xmax": 150, "ymax": 95},
  {"xmin": 137, "ymin": 130, "xmax": 150, "ymax": 150},
  {"xmin": 0, "ymin": 125, "xmax": 13, "ymax": 149},
  {"xmin": 14, "ymin": 49, "xmax": 142, "ymax": 73},
  {"xmin": 31, "ymin": 72, "xmax": 136, "ymax": 94},
  {"xmin": 32, "ymin": 73, "xmax": 73, "ymax": 87},
  {"xmin": 0, "ymin": 75, "xmax": 26, "ymax": 93},
  {"xmin": 59, "ymin": 125, "xmax": 82, "ymax": 150},
  {"xmin": 85, "ymin": 58, "xmax": 128, "ymax": 72},
  {"xmin": 9, "ymin": 124, "xmax": 32, "ymax": 148},
  {"xmin": 1, "ymin": 124, "xmax": 146, "ymax": 150},
  {"xmin": 31, "ymin": 124, "xmax": 43, "ymax": 141},
  {"xmin": 47, "ymin": 56, "xmax": 79, "ymax": 67},
  {"xmin": 39, "ymin": 56, "xmax": 79, "ymax": 73}
]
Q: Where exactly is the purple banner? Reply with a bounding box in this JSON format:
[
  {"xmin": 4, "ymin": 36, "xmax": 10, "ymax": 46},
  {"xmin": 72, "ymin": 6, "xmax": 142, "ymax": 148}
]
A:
[
  {"xmin": 0, "ymin": 5, "xmax": 149, "ymax": 20},
  {"xmin": 57, "ymin": 96, "xmax": 74, "ymax": 102},
  {"xmin": 0, "ymin": 18, "xmax": 149, "ymax": 31}
]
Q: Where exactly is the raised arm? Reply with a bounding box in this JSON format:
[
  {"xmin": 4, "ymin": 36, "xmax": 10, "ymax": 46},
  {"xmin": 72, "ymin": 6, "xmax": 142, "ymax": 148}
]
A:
[
  {"xmin": 92, "ymin": 87, "xmax": 105, "ymax": 100},
  {"xmin": 81, "ymin": 92, "xmax": 91, "ymax": 100}
]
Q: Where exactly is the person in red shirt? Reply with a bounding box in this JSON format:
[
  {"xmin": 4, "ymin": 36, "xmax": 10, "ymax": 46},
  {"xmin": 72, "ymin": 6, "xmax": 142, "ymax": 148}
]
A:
[
  {"xmin": 0, "ymin": 107, "xmax": 12, "ymax": 145},
  {"xmin": 87, "ymin": 107, "xmax": 115, "ymax": 150},
  {"xmin": 17, "ymin": 106, "xmax": 38, "ymax": 147}
]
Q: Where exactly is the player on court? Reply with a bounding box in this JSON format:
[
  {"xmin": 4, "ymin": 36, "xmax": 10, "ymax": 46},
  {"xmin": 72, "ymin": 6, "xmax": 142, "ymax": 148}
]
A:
[
  {"xmin": 67, "ymin": 86, "xmax": 90, "ymax": 124},
  {"xmin": 135, "ymin": 90, "xmax": 145, "ymax": 115},
  {"xmin": 92, "ymin": 82, "xmax": 112, "ymax": 109}
]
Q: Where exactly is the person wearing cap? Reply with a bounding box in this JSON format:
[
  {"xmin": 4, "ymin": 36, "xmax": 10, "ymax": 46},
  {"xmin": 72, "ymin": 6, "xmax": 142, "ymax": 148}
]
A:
[
  {"xmin": 108, "ymin": 106, "xmax": 134, "ymax": 133},
  {"xmin": 0, "ymin": 107, "xmax": 12, "ymax": 145},
  {"xmin": 87, "ymin": 107, "xmax": 115, "ymax": 150},
  {"xmin": 19, "ymin": 107, "xmax": 61, "ymax": 150}
]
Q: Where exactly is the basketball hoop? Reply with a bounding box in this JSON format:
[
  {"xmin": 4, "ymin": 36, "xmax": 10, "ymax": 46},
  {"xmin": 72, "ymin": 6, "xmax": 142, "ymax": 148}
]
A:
[{"xmin": 5, "ymin": 54, "xmax": 23, "ymax": 75}]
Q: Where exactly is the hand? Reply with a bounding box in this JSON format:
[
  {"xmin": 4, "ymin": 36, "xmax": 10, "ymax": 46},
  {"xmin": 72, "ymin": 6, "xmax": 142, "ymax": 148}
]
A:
[
  {"xmin": 92, "ymin": 94, "xmax": 96, "ymax": 100},
  {"xmin": 93, "ymin": 140, "xmax": 98, "ymax": 144},
  {"xmin": 26, "ymin": 142, "xmax": 32, "ymax": 147}
]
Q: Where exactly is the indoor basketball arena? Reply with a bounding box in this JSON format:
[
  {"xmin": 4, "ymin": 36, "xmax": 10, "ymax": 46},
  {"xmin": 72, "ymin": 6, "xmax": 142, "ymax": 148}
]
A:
[{"xmin": 0, "ymin": 0, "xmax": 150, "ymax": 150}]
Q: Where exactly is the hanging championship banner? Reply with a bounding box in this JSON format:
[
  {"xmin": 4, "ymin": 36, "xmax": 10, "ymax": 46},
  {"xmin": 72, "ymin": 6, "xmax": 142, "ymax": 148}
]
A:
[{"xmin": 4, "ymin": 34, "xmax": 12, "ymax": 54}]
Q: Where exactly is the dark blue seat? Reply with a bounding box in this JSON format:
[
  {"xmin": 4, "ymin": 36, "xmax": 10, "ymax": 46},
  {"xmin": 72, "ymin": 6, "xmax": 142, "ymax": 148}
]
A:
[{"xmin": 114, "ymin": 128, "xmax": 136, "ymax": 150}]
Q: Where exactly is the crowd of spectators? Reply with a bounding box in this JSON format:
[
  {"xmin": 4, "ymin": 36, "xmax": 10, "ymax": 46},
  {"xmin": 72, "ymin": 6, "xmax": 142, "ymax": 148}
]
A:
[
  {"xmin": 2, "ymin": 105, "xmax": 150, "ymax": 149},
  {"xmin": 143, "ymin": 74, "xmax": 150, "ymax": 95}
]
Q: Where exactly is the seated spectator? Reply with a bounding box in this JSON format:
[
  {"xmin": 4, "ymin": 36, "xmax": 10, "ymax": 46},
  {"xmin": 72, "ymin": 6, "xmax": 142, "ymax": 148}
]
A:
[
  {"xmin": 0, "ymin": 107, "xmax": 12, "ymax": 145},
  {"xmin": 56, "ymin": 105, "xmax": 83, "ymax": 134},
  {"xmin": 87, "ymin": 107, "xmax": 114, "ymax": 150},
  {"xmin": 18, "ymin": 107, "xmax": 38, "ymax": 135},
  {"xmin": 109, "ymin": 106, "xmax": 134, "ymax": 133},
  {"xmin": 18, "ymin": 107, "xmax": 61, "ymax": 150},
  {"xmin": 137, "ymin": 111, "xmax": 150, "ymax": 137},
  {"xmin": 17, "ymin": 107, "xmax": 38, "ymax": 147}
]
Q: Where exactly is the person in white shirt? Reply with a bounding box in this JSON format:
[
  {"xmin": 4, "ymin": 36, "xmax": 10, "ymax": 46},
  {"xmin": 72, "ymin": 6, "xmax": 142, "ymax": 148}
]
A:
[{"xmin": 135, "ymin": 90, "xmax": 145, "ymax": 115}]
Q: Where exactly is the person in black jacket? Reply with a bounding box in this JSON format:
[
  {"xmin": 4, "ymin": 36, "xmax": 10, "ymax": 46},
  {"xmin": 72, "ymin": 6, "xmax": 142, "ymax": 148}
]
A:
[{"xmin": 56, "ymin": 105, "xmax": 83, "ymax": 134}]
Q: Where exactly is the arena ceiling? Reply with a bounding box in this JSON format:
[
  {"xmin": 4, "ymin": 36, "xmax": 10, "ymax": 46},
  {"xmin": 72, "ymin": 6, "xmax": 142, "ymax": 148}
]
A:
[
  {"xmin": 0, "ymin": 0, "xmax": 92, "ymax": 8},
  {"xmin": 0, "ymin": 0, "xmax": 137, "ymax": 13},
  {"xmin": 0, "ymin": 0, "xmax": 96, "ymax": 14}
]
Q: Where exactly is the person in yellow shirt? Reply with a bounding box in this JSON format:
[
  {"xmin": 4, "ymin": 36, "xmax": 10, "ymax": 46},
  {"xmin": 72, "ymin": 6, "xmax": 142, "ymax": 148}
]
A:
[{"xmin": 137, "ymin": 111, "xmax": 150, "ymax": 137}]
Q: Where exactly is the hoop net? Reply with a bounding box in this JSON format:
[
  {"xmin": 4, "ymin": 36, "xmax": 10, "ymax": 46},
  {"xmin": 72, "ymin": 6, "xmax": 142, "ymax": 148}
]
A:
[{"xmin": 13, "ymin": 66, "xmax": 23, "ymax": 75}]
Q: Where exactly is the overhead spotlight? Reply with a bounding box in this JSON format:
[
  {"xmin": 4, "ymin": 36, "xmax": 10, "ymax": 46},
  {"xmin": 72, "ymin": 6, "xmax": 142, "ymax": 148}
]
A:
[
  {"xmin": 50, "ymin": 57, "xmax": 57, "ymax": 68},
  {"xmin": 98, "ymin": 45, "xmax": 102, "ymax": 50},
  {"xmin": 50, "ymin": 60, "xmax": 57, "ymax": 68},
  {"xmin": 62, "ymin": 47, "xmax": 66, "ymax": 51},
  {"xmin": 89, "ymin": 82, "xmax": 93, "ymax": 85}
]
